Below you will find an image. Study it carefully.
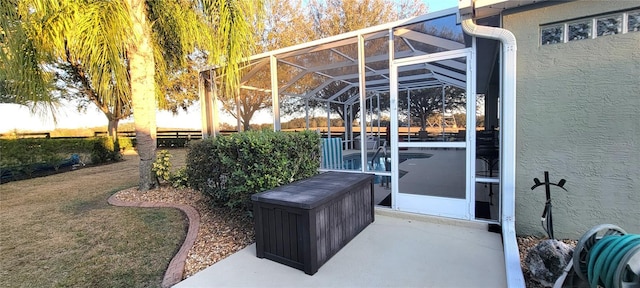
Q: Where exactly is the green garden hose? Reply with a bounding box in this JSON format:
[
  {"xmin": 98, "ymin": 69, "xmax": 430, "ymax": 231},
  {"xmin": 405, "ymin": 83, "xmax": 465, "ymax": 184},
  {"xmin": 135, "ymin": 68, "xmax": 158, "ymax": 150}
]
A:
[{"xmin": 586, "ymin": 234, "xmax": 640, "ymax": 288}]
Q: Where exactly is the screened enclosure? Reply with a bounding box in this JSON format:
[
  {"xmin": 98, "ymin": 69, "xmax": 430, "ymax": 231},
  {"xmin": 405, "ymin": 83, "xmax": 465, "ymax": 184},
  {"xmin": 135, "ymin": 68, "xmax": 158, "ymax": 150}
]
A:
[{"xmin": 199, "ymin": 8, "xmax": 503, "ymax": 223}]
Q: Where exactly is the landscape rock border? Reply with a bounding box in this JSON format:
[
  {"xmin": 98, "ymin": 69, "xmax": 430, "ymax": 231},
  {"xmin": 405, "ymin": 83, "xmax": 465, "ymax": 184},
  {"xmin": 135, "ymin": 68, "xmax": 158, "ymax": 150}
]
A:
[{"xmin": 107, "ymin": 193, "xmax": 200, "ymax": 288}]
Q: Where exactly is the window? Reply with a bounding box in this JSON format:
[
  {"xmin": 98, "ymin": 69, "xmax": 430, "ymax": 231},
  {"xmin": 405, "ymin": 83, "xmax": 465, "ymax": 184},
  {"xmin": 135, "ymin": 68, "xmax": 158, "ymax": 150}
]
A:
[
  {"xmin": 541, "ymin": 8, "xmax": 639, "ymax": 45},
  {"xmin": 541, "ymin": 25, "xmax": 564, "ymax": 45},
  {"xmin": 597, "ymin": 14, "xmax": 622, "ymax": 36},
  {"xmin": 628, "ymin": 10, "xmax": 640, "ymax": 32},
  {"xmin": 568, "ymin": 20, "xmax": 592, "ymax": 41}
]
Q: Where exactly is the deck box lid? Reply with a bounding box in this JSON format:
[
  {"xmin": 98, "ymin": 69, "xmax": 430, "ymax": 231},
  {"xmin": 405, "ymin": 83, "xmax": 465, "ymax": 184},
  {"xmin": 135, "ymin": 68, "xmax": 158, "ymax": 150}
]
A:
[{"xmin": 251, "ymin": 172, "xmax": 373, "ymax": 209}]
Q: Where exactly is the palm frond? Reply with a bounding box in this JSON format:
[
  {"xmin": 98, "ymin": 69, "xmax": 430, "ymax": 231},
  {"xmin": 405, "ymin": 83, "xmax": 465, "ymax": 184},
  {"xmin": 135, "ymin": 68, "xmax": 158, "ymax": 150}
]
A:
[
  {"xmin": 0, "ymin": 0, "xmax": 58, "ymax": 113},
  {"xmin": 66, "ymin": 0, "xmax": 132, "ymax": 106},
  {"xmin": 200, "ymin": 0, "xmax": 265, "ymax": 99},
  {"xmin": 147, "ymin": 0, "xmax": 213, "ymax": 70}
]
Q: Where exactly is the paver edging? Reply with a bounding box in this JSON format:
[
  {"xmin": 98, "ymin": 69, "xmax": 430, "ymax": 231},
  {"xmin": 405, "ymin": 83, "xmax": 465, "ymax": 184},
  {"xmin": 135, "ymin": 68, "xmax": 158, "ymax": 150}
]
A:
[{"xmin": 107, "ymin": 194, "xmax": 200, "ymax": 288}]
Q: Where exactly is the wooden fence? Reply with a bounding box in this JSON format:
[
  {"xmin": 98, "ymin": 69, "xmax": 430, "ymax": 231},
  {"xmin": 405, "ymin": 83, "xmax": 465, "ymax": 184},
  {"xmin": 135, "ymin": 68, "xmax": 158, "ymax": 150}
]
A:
[
  {"xmin": 1, "ymin": 130, "xmax": 204, "ymax": 148},
  {"xmin": 93, "ymin": 130, "xmax": 203, "ymax": 147}
]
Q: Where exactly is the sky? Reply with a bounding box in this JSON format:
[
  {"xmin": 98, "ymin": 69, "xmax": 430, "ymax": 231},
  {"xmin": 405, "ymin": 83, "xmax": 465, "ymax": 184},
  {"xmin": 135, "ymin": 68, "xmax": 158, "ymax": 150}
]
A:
[{"xmin": 0, "ymin": 0, "xmax": 458, "ymax": 134}]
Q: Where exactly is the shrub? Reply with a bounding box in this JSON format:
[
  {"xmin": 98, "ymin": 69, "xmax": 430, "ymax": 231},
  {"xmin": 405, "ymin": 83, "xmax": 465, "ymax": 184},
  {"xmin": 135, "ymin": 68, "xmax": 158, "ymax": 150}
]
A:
[
  {"xmin": 90, "ymin": 137, "xmax": 121, "ymax": 164},
  {"xmin": 151, "ymin": 150, "xmax": 190, "ymax": 188},
  {"xmin": 186, "ymin": 130, "xmax": 320, "ymax": 210},
  {"xmin": 117, "ymin": 137, "xmax": 134, "ymax": 151},
  {"xmin": 170, "ymin": 167, "xmax": 189, "ymax": 188},
  {"xmin": 152, "ymin": 150, "xmax": 172, "ymax": 183}
]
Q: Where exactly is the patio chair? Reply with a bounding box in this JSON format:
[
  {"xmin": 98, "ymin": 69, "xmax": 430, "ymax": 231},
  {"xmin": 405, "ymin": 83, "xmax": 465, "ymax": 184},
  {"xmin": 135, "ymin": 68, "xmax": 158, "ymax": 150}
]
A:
[
  {"xmin": 476, "ymin": 130, "xmax": 499, "ymax": 205},
  {"xmin": 476, "ymin": 130, "xmax": 499, "ymax": 175},
  {"xmin": 418, "ymin": 130, "xmax": 429, "ymax": 141},
  {"xmin": 321, "ymin": 138, "xmax": 343, "ymax": 169}
]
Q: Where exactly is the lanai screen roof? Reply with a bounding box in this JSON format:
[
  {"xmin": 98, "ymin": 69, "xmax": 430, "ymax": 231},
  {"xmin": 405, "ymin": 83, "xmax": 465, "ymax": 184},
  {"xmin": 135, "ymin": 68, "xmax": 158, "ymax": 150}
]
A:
[{"xmin": 203, "ymin": 8, "xmax": 471, "ymax": 107}]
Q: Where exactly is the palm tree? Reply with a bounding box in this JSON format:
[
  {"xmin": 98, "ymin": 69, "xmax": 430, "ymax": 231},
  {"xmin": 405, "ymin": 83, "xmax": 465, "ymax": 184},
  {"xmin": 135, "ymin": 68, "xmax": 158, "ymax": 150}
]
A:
[{"xmin": 0, "ymin": 0, "xmax": 263, "ymax": 190}]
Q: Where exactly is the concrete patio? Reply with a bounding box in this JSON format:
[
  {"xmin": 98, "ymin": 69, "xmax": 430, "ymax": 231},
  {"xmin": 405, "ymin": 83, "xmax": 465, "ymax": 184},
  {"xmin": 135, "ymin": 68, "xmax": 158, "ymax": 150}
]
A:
[{"xmin": 174, "ymin": 209, "xmax": 506, "ymax": 288}]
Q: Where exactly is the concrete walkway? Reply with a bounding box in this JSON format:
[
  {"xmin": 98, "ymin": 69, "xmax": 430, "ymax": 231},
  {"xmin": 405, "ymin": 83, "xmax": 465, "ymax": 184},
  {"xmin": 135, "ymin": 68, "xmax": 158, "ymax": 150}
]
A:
[{"xmin": 175, "ymin": 209, "xmax": 506, "ymax": 288}]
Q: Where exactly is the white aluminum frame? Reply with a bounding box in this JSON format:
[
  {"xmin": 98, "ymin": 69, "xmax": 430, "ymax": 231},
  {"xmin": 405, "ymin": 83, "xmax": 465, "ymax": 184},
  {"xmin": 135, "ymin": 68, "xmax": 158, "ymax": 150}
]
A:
[{"xmin": 390, "ymin": 48, "xmax": 475, "ymax": 220}]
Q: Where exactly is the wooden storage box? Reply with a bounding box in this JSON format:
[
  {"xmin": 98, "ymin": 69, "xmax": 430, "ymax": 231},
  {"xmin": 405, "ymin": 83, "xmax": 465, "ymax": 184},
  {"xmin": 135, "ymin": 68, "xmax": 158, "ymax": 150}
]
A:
[{"xmin": 251, "ymin": 172, "xmax": 374, "ymax": 275}]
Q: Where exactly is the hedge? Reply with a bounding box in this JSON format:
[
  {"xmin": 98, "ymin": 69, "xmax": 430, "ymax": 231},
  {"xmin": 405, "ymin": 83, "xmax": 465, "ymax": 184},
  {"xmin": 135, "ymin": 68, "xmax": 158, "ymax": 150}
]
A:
[
  {"xmin": 186, "ymin": 130, "xmax": 320, "ymax": 210},
  {"xmin": 0, "ymin": 137, "xmax": 120, "ymax": 183}
]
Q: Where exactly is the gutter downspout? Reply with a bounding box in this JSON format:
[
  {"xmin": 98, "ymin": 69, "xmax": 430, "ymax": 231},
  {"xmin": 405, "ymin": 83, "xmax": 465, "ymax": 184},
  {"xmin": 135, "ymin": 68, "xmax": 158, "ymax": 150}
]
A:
[{"xmin": 461, "ymin": 15, "xmax": 524, "ymax": 288}]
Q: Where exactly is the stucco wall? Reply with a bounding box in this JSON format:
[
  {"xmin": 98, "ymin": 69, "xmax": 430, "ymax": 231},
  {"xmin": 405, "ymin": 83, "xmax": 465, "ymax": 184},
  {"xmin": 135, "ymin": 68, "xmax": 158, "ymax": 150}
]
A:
[{"xmin": 502, "ymin": 1, "xmax": 640, "ymax": 239}]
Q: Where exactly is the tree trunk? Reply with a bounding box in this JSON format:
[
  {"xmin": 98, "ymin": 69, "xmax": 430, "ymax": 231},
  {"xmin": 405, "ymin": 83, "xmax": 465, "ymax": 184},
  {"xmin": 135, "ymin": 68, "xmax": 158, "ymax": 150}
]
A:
[
  {"xmin": 242, "ymin": 111, "xmax": 254, "ymax": 131},
  {"xmin": 107, "ymin": 117, "xmax": 119, "ymax": 140},
  {"xmin": 107, "ymin": 117, "xmax": 120, "ymax": 153},
  {"xmin": 128, "ymin": 0, "xmax": 157, "ymax": 191}
]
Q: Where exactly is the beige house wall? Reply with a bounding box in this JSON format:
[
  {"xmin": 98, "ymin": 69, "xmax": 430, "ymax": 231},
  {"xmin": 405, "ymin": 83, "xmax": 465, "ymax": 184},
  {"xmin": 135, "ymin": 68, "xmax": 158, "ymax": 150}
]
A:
[{"xmin": 502, "ymin": 1, "xmax": 640, "ymax": 239}]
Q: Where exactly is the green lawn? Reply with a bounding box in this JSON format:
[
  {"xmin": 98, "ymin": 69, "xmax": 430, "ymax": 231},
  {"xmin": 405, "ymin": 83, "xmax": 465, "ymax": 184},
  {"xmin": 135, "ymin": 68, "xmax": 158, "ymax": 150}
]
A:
[{"xmin": 0, "ymin": 151, "xmax": 188, "ymax": 287}]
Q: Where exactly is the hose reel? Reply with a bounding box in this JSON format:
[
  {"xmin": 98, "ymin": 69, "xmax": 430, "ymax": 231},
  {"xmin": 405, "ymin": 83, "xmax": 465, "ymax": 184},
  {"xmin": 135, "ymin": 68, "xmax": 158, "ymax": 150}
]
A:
[{"xmin": 566, "ymin": 224, "xmax": 640, "ymax": 288}]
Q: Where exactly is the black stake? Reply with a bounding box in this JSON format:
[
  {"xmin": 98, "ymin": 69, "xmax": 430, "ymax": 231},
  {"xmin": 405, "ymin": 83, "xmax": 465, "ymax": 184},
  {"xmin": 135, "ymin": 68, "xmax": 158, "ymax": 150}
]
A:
[{"xmin": 531, "ymin": 171, "xmax": 567, "ymax": 239}]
